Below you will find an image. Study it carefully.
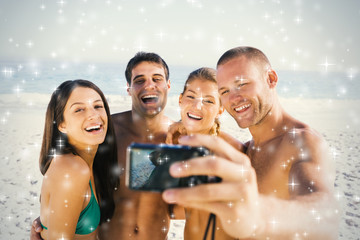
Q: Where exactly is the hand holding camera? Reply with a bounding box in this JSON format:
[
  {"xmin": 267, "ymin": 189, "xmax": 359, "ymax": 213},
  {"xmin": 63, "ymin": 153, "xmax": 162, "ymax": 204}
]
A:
[
  {"xmin": 126, "ymin": 142, "xmax": 221, "ymax": 192},
  {"xmin": 161, "ymin": 135, "xmax": 261, "ymax": 239}
]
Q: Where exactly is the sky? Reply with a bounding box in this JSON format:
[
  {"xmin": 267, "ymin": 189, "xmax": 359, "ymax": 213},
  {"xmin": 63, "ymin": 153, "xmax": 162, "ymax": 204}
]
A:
[{"xmin": 0, "ymin": 0, "xmax": 359, "ymax": 73}]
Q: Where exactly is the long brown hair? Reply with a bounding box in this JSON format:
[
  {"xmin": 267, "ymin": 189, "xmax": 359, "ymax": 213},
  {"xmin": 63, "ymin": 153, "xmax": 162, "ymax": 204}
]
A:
[{"xmin": 39, "ymin": 79, "xmax": 119, "ymax": 223}]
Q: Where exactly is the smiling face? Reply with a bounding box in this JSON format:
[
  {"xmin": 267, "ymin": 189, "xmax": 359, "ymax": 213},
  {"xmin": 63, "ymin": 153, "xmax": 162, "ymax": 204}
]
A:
[
  {"xmin": 58, "ymin": 87, "xmax": 108, "ymax": 149},
  {"xmin": 179, "ymin": 78, "xmax": 223, "ymax": 134},
  {"xmin": 217, "ymin": 56, "xmax": 274, "ymax": 129},
  {"xmin": 127, "ymin": 61, "xmax": 170, "ymax": 117}
]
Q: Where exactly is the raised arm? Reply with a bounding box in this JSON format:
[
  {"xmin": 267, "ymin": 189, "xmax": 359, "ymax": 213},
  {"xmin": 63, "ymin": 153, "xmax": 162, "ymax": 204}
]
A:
[{"xmin": 162, "ymin": 134, "xmax": 339, "ymax": 239}]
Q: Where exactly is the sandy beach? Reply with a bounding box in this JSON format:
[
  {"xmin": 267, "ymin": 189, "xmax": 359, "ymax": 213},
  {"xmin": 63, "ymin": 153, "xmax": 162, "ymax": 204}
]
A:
[{"xmin": 0, "ymin": 93, "xmax": 359, "ymax": 239}]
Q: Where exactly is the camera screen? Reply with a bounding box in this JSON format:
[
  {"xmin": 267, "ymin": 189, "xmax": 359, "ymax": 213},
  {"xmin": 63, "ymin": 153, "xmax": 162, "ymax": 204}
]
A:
[{"xmin": 126, "ymin": 143, "xmax": 210, "ymax": 192}]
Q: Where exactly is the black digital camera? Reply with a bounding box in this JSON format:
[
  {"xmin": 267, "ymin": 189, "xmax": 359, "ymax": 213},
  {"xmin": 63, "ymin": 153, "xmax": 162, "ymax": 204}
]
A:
[{"xmin": 126, "ymin": 142, "xmax": 220, "ymax": 192}]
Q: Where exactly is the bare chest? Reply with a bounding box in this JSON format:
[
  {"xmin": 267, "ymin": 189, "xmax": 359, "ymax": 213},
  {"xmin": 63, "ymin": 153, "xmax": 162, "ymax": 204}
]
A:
[
  {"xmin": 247, "ymin": 142, "xmax": 293, "ymax": 198},
  {"xmin": 102, "ymin": 124, "xmax": 170, "ymax": 239}
]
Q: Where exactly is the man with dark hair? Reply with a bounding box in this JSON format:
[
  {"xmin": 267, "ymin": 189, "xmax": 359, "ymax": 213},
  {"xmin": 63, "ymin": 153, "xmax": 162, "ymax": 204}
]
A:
[
  {"xmin": 98, "ymin": 51, "xmax": 174, "ymax": 239},
  {"xmin": 125, "ymin": 51, "xmax": 170, "ymax": 85},
  {"xmin": 162, "ymin": 46, "xmax": 339, "ymax": 239}
]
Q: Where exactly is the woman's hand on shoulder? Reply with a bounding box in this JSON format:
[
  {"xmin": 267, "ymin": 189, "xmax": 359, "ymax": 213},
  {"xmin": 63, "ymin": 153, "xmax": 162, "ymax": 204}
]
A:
[{"xmin": 166, "ymin": 121, "xmax": 187, "ymax": 144}]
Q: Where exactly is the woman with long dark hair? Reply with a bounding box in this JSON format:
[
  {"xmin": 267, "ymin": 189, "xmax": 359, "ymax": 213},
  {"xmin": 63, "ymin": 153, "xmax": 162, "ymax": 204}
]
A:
[{"xmin": 39, "ymin": 80, "xmax": 119, "ymax": 240}]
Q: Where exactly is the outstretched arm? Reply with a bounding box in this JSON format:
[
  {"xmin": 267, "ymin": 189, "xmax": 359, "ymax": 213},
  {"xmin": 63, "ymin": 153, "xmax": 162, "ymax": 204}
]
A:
[{"xmin": 162, "ymin": 134, "xmax": 339, "ymax": 239}]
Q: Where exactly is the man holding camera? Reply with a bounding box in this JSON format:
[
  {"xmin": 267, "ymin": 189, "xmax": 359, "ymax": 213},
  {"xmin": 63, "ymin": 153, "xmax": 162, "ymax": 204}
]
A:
[{"xmin": 162, "ymin": 46, "xmax": 339, "ymax": 239}]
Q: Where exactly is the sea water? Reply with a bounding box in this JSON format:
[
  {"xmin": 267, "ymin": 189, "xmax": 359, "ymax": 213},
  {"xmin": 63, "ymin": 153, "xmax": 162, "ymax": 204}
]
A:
[{"xmin": 1, "ymin": 61, "xmax": 359, "ymax": 100}]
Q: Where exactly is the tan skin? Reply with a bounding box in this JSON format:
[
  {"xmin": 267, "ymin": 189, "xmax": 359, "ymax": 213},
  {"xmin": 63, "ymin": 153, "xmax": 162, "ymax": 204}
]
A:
[
  {"xmin": 98, "ymin": 61, "xmax": 173, "ymax": 240},
  {"xmin": 163, "ymin": 56, "xmax": 339, "ymax": 239},
  {"xmin": 179, "ymin": 79, "xmax": 236, "ymax": 240},
  {"xmin": 178, "ymin": 78, "xmax": 223, "ymax": 135},
  {"xmin": 166, "ymin": 77, "xmax": 245, "ymax": 240},
  {"xmin": 31, "ymin": 62, "xmax": 173, "ymax": 240},
  {"xmin": 40, "ymin": 87, "xmax": 107, "ymax": 240}
]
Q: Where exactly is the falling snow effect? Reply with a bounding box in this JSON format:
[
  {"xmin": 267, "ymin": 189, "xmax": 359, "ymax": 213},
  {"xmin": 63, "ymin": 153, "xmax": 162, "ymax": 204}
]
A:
[{"xmin": 0, "ymin": 0, "xmax": 360, "ymax": 239}]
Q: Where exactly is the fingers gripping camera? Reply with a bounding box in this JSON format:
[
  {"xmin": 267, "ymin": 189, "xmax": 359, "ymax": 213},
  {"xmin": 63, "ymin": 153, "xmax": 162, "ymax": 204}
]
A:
[{"xmin": 126, "ymin": 143, "xmax": 221, "ymax": 192}]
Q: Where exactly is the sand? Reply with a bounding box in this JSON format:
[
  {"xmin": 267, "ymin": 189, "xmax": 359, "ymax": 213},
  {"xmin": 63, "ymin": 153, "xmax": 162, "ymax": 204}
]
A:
[{"xmin": 0, "ymin": 93, "xmax": 359, "ymax": 239}]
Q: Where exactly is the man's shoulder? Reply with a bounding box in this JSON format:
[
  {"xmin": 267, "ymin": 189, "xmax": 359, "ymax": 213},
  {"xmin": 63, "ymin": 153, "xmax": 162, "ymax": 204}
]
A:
[
  {"xmin": 111, "ymin": 110, "xmax": 132, "ymax": 125},
  {"xmin": 111, "ymin": 110, "xmax": 132, "ymax": 118},
  {"xmin": 279, "ymin": 123, "xmax": 329, "ymax": 163},
  {"xmin": 283, "ymin": 124, "xmax": 323, "ymax": 145}
]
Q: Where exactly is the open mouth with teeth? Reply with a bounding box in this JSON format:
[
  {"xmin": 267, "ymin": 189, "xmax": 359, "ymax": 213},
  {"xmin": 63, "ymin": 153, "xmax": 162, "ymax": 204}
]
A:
[
  {"xmin": 85, "ymin": 125, "xmax": 102, "ymax": 133},
  {"xmin": 187, "ymin": 112, "xmax": 203, "ymax": 121},
  {"xmin": 234, "ymin": 103, "xmax": 251, "ymax": 113},
  {"xmin": 141, "ymin": 95, "xmax": 159, "ymax": 104}
]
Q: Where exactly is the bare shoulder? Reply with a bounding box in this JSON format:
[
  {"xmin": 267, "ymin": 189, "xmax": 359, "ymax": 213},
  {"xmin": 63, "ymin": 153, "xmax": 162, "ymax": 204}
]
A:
[
  {"xmin": 41, "ymin": 154, "xmax": 92, "ymax": 233},
  {"xmin": 44, "ymin": 154, "xmax": 90, "ymax": 189},
  {"xmin": 281, "ymin": 123, "xmax": 334, "ymax": 196},
  {"xmin": 282, "ymin": 123, "xmax": 328, "ymax": 161},
  {"xmin": 111, "ymin": 111, "xmax": 132, "ymax": 125},
  {"xmin": 111, "ymin": 111, "xmax": 135, "ymax": 136},
  {"xmin": 219, "ymin": 131, "xmax": 246, "ymax": 153}
]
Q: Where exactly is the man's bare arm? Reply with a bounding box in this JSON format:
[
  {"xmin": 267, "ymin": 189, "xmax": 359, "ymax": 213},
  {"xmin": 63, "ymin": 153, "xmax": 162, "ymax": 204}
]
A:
[
  {"xmin": 162, "ymin": 134, "xmax": 339, "ymax": 239},
  {"xmin": 257, "ymin": 129, "xmax": 339, "ymax": 239}
]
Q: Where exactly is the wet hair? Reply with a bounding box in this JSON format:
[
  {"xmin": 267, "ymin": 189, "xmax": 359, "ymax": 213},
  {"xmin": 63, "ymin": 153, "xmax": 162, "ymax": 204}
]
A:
[
  {"xmin": 217, "ymin": 46, "xmax": 271, "ymax": 71},
  {"xmin": 125, "ymin": 51, "xmax": 169, "ymax": 85},
  {"xmin": 181, "ymin": 67, "xmax": 221, "ymax": 136},
  {"xmin": 39, "ymin": 79, "xmax": 119, "ymax": 223}
]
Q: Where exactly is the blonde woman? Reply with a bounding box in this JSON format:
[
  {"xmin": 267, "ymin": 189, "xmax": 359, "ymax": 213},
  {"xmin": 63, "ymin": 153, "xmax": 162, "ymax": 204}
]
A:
[{"xmin": 166, "ymin": 68, "xmax": 244, "ymax": 240}]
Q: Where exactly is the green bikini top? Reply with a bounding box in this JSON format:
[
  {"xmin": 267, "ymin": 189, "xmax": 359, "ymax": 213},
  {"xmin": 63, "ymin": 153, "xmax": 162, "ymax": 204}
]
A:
[{"xmin": 42, "ymin": 180, "xmax": 100, "ymax": 235}]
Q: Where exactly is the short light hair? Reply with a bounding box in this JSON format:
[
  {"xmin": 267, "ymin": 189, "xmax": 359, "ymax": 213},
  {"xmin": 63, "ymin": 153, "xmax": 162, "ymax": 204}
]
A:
[{"xmin": 217, "ymin": 46, "xmax": 271, "ymax": 71}]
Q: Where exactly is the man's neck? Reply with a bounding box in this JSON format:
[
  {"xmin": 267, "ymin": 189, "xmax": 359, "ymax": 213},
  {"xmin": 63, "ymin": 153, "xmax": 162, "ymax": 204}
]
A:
[
  {"xmin": 131, "ymin": 109, "xmax": 172, "ymax": 142},
  {"xmin": 249, "ymin": 98, "xmax": 289, "ymax": 146}
]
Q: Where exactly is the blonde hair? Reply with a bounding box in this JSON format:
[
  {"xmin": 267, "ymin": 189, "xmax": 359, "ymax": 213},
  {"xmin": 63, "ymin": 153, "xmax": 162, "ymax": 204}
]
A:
[
  {"xmin": 209, "ymin": 117, "xmax": 221, "ymax": 136},
  {"xmin": 182, "ymin": 67, "xmax": 221, "ymax": 136},
  {"xmin": 182, "ymin": 67, "xmax": 217, "ymax": 94}
]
